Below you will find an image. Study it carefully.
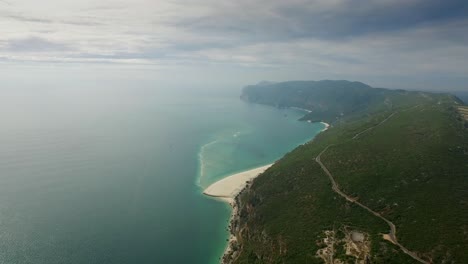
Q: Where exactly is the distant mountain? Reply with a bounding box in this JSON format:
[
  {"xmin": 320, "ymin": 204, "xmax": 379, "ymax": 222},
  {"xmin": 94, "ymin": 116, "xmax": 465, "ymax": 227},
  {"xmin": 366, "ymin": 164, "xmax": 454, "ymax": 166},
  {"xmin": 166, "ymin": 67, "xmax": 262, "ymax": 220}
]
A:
[
  {"xmin": 255, "ymin": 80, "xmax": 277, "ymax": 86},
  {"xmin": 450, "ymin": 91, "xmax": 468, "ymax": 104},
  {"xmin": 241, "ymin": 80, "xmax": 462, "ymax": 123}
]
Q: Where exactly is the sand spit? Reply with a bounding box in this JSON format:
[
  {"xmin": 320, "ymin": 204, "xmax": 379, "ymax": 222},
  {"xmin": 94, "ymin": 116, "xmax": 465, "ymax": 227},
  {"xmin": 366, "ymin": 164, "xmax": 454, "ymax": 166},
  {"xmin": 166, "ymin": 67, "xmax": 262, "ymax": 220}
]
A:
[
  {"xmin": 203, "ymin": 164, "xmax": 273, "ymax": 201},
  {"xmin": 321, "ymin": 122, "xmax": 330, "ymax": 131},
  {"xmin": 203, "ymin": 164, "xmax": 273, "ymax": 263}
]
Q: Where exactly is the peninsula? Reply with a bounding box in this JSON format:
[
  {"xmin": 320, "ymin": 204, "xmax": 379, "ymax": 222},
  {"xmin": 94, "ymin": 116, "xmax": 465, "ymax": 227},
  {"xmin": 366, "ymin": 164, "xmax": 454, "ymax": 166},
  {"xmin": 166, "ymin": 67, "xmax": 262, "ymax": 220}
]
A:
[{"xmin": 221, "ymin": 80, "xmax": 468, "ymax": 263}]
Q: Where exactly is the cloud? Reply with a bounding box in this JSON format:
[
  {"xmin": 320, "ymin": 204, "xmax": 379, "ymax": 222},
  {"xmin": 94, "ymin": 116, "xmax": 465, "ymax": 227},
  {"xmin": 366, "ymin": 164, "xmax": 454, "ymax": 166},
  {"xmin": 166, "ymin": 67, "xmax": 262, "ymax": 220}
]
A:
[
  {"xmin": 173, "ymin": 0, "xmax": 468, "ymax": 41},
  {"xmin": 5, "ymin": 36, "xmax": 71, "ymax": 52},
  {"xmin": 2, "ymin": 12, "xmax": 103, "ymax": 26},
  {"xmin": 4, "ymin": 14, "xmax": 53, "ymax": 24},
  {"xmin": 0, "ymin": 0, "xmax": 467, "ymax": 89}
]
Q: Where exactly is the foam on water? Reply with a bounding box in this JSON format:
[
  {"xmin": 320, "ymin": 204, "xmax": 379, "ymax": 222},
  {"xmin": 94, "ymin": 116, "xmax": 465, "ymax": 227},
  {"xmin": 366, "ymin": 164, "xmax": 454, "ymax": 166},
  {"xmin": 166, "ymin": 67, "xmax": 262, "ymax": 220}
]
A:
[
  {"xmin": 197, "ymin": 139, "xmax": 219, "ymax": 188},
  {"xmin": 197, "ymin": 129, "xmax": 251, "ymax": 189}
]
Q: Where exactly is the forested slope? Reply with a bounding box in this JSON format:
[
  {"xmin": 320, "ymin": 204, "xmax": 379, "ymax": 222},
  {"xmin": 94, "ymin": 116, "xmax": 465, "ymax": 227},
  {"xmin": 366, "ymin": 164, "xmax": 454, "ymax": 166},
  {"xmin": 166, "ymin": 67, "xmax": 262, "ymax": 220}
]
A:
[{"xmin": 227, "ymin": 82, "xmax": 467, "ymax": 263}]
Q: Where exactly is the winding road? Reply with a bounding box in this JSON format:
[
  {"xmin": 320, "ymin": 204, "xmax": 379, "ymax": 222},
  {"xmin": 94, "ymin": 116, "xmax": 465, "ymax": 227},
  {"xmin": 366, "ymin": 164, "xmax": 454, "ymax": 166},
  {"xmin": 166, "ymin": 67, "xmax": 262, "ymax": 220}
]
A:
[{"xmin": 315, "ymin": 112, "xmax": 430, "ymax": 264}]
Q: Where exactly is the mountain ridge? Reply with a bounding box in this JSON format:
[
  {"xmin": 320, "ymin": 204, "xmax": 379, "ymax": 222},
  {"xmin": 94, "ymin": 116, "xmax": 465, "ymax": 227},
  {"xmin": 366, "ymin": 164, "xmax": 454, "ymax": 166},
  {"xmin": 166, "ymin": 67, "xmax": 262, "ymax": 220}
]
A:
[{"xmin": 241, "ymin": 80, "xmax": 463, "ymax": 124}]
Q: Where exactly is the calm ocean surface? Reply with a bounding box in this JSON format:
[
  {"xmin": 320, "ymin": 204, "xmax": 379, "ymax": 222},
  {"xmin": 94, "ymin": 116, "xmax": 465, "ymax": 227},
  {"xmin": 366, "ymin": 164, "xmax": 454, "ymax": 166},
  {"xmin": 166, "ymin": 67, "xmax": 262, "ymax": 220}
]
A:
[{"xmin": 0, "ymin": 85, "xmax": 322, "ymax": 263}]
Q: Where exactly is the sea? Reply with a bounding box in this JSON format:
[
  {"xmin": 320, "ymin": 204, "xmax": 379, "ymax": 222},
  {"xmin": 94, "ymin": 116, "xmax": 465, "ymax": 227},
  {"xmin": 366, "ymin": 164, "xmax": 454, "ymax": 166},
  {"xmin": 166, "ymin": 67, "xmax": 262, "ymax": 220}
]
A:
[{"xmin": 0, "ymin": 84, "xmax": 323, "ymax": 264}]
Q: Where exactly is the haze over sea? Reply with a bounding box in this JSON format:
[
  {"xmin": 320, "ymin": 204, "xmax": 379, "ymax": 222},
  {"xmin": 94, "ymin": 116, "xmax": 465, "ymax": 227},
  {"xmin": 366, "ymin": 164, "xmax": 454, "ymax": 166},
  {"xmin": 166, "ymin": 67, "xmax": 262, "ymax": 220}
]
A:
[{"xmin": 0, "ymin": 83, "xmax": 323, "ymax": 264}]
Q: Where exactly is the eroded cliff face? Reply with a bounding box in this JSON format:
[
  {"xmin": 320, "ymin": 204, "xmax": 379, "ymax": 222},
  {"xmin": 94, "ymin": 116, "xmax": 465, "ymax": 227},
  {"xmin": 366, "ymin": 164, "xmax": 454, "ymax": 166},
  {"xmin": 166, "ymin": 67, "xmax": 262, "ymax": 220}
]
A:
[
  {"xmin": 226, "ymin": 187, "xmax": 374, "ymax": 264},
  {"xmin": 223, "ymin": 187, "xmax": 291, "ymax": 264}
]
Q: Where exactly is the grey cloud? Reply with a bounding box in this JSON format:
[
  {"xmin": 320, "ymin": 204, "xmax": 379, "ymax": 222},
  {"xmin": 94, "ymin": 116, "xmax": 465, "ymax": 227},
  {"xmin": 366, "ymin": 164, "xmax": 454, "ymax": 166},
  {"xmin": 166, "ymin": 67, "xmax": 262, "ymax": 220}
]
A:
[
  {"xmin": 4, "ymin": 14, "xmax": 54, "ymax": 24},
  {"xmin": 60, "ymin": 18, "xmax": 104, "ymax": 26},
  {"xmin": 274, "ymin": 0, "xmax": 468, "ymax": 39},
  {"xmin": 5, "ymin": 37, "xmax": 71, "ymax": 52},
  {"xmin": 175, "ymin": 0, "xmax": 468, "ymax": 43},
  {"xmin": 80, "ymin": 2, "xmax": 130, "ymax": 12},
  {"xmin": 0, "ymin": 0, "xmax": 467, "ymax": 91},
  {"xmin": 2, "ymin": 12, "xmax": 104, "ymax": 26},
  {"xmin": 70, "ymin": 51, "xmax": 167, "ymax": 60}
]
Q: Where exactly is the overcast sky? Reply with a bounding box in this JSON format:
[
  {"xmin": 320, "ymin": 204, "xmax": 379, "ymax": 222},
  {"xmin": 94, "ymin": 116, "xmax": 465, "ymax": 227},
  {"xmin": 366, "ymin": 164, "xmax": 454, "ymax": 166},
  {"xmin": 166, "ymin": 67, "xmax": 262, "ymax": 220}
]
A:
[{"xmin": 1, "ymin": 0, "xmax": 468, "ymax": 90}]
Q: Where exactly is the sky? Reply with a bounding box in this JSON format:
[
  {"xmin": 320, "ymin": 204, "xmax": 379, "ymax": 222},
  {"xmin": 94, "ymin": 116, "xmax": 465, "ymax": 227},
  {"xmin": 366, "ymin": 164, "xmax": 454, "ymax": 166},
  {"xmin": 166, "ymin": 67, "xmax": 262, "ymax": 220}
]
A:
[{"xmin": 1, "ymin": 0, "xmax": 468, "ymax": 91}]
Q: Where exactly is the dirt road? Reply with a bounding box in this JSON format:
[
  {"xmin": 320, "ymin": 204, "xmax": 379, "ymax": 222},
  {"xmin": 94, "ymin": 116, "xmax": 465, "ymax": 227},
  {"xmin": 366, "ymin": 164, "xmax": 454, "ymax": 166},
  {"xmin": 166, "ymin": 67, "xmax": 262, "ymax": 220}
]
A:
[{"xmin": 315, "ymin": 112, "xmax": 430, "ymax": 264}]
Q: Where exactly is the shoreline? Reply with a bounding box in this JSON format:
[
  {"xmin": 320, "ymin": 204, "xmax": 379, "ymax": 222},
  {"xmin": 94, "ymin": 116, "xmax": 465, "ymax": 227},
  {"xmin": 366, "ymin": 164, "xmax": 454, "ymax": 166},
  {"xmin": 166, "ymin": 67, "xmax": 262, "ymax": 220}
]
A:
[
  {"xmin": 204, "ymin": 121, "xmax": 329, "ymax": 263},
  {"xmin": 203, "ymin": 164, "xmax": 273, "ymax": 200},
  {"xmin": 290, "ymin": 106, "xmax": 312, "ymax": 113},
  {"xmin": 320, "ymin": 122, "xmax": 330, "ymax": 131},
  {"xmin": 203, "ymin": 164, "xmax": 274, "ymax": 262}
]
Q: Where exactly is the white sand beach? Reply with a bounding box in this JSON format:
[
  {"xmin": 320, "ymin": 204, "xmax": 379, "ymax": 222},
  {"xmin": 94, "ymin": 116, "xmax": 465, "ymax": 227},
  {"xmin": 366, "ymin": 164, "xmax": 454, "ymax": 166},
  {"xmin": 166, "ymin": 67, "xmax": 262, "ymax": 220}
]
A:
[
  {"xmin": 203, "ymin": 164, "xmax": 273, "ymax": 261},
  {"xmin": 204, "ymin": 121, "xmax": 329, "ymax": 262},
  {"xmin": 320, "ymin": 122, "xmax": 330, "ymax": 131},
  {"xmin": 290, "ymin": 106, "xmax": 312, "ymax": 113},
  {"xmin": 204, "ymin": 121, "xmax": 329, "ymax": 202},
  {"xmin": 203, "ymin": 164, "xmax": 273, "ymax": 203}
]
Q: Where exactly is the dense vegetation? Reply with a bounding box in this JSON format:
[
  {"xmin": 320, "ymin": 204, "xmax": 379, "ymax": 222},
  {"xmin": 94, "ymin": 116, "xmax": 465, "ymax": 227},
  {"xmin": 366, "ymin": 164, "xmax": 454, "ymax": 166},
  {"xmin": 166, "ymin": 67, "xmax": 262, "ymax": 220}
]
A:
[
  {"xmin": 241, "ymin": 80, "xmax": 463, "ymax": 124},
  {"xmin": 228, "ymin": 81, "xmax": 467, "ymax": 263}
]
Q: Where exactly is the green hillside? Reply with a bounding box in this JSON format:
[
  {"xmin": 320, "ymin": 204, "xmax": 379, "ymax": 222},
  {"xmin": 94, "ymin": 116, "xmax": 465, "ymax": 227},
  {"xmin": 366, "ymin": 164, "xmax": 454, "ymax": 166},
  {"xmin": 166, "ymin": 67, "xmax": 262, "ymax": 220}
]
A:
[
  {"xmin": 241, "ymin": 80, "xmax": 463, "ymax": 124},
  {"xmin": 226, "ymin": 82, "xmax": 468, "ymax": 263}
]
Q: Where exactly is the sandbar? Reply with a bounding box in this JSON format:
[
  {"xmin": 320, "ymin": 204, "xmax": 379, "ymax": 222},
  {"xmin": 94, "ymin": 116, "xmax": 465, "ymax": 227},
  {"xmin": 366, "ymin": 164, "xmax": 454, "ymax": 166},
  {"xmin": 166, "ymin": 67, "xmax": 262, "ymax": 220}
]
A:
[{"xmin": 203, "ymin": 164, "xmax": 273, "ymax": 202}]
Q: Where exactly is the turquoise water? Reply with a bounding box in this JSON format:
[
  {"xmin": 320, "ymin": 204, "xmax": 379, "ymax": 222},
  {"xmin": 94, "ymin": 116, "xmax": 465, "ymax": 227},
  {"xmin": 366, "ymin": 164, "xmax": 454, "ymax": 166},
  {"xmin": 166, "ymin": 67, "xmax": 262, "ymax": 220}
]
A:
[{"xmin": 0, "ymin": 86, "xmax": 323, "ymax": 264}]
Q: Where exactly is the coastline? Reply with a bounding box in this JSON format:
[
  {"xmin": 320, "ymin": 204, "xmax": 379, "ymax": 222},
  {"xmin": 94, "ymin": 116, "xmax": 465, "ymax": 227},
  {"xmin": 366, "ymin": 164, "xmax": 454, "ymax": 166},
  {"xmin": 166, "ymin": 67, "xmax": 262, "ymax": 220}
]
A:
[
  {"xmin": 320, "ymin": 122, "xmax": 330, "ymax": 131},
  {"xmin": 290, "ymin": 106, "xmax": 312, "ymax": 113},
  {"xmin": 204, "ymin": 121, "xmax": 330, "ymax": 263},
  {"xmin": 203, "ymin": 164, "xmax": 273, "ymax": 200},
  {"xmin": 203, "ymin": 164, "xmax": 273, "ymax": 262}
]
